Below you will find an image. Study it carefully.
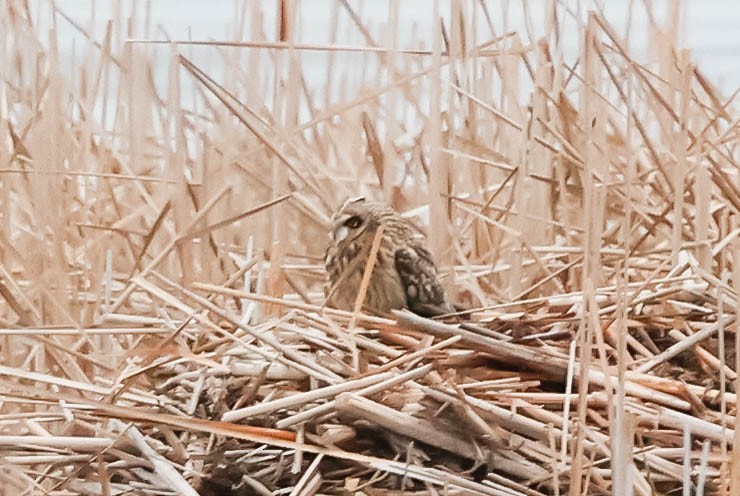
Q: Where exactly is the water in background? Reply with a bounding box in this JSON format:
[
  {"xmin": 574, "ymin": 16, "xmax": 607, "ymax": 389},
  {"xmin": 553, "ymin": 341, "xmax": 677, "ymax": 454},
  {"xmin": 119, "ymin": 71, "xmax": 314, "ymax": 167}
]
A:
[
  {"xmin": 45, "ymin": 0, "xmax": 740, "ymax": 90},
  {"xmin": 32, "ymin": 0, "xmax": 739, "ymax": 138}
]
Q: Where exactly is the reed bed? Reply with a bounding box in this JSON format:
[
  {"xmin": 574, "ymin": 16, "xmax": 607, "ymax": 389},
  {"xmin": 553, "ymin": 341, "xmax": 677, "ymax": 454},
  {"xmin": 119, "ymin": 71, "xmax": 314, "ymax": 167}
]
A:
[{"xmin": 0, "ymin": 1, "xmax": 738, "ymax": 494}]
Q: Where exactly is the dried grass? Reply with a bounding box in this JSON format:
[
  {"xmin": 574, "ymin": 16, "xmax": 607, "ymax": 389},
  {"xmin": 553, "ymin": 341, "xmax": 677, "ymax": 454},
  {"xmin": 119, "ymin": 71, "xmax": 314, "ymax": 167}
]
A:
[{"xmin": 0, "ymin": 1, "xmax": 738, "ymax": 494}]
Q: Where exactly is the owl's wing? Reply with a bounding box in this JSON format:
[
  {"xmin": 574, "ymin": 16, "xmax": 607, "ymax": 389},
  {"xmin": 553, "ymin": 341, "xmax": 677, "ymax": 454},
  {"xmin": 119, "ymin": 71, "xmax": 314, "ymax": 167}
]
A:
[{"xmin": 394, "ymin": 244, "xmax": 454, "ymax": 317}]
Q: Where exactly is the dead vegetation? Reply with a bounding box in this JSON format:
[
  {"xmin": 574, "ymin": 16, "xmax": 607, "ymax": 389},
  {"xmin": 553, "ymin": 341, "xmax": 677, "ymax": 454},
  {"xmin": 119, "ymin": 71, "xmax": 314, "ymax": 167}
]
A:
[{"xmin": 0, "ymin": 1, "xmax": 738, "ymax": 494}]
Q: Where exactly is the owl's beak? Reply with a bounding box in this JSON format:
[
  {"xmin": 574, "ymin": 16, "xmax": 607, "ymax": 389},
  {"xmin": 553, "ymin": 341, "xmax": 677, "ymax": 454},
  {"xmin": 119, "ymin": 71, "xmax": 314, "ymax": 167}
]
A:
[
  {"xmin": 333, "ymin": 225, "xmax": 350, "ymax": 243},
  {"xmin": 331, "ymin": 214, "xmax": 353, "ymax": 242}
]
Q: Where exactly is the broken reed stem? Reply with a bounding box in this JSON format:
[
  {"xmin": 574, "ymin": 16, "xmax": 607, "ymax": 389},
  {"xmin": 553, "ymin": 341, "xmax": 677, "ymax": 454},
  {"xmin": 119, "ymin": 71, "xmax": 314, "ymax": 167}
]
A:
[
  {"xmin": 350, "ymin": 225, "xmax": 385, "ymax": 323},
  {"xmin": 1, "ymin": 1, "xmax": 738, "ymax": 494}
]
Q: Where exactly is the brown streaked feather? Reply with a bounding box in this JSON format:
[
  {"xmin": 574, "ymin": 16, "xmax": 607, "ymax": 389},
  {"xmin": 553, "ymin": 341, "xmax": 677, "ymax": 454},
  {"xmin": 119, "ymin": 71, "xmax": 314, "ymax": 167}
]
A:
[
  {"xmin": 324, "ymin": 197, "xmax": 453, "ymax": 317},
  {"xmin": 394, "ymin": 245, "xmax": 454, "ymax": 317}
]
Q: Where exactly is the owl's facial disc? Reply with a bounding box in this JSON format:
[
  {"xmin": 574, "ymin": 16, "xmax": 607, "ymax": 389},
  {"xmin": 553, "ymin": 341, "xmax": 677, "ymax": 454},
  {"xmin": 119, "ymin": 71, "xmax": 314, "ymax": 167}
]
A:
[
  {"xmin": 333, "ymin": 225, "xmax": 349, "ymax": 242},
  {"xmin": 332, "ymin": 214, "xmax": 365, "ymax": 242}
]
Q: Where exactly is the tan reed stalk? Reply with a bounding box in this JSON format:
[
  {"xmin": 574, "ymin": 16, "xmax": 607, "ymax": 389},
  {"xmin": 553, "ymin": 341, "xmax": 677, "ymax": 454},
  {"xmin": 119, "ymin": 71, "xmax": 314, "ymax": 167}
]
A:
[{"xmin": 0, "ymin": 1, "xmax": 738, "ymax": 493}]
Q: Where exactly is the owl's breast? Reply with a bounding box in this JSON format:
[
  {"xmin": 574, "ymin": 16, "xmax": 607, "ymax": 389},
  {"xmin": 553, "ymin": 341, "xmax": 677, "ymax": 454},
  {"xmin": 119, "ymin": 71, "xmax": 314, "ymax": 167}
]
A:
[
  {"xmin": 325, "ymin": 238, "xmax": 406, "ymax": 314},
  {"xmin": 364, "ymin": 259, "xmax": 406, "ymax": 313}
]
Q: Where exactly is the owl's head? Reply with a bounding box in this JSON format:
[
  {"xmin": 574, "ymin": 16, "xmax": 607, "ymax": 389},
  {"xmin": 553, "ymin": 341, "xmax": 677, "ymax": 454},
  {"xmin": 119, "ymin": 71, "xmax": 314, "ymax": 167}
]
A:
[{"xmin": 329, "ymin": 196, "xmax": 385, "ymax": 244}]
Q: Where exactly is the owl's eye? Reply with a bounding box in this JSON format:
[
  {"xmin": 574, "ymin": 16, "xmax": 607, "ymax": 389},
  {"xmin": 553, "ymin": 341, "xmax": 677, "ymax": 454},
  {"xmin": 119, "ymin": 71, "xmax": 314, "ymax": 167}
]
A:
[{"xmin": 344, "ymin": 215, "xmax": 363, "ymax": 229}]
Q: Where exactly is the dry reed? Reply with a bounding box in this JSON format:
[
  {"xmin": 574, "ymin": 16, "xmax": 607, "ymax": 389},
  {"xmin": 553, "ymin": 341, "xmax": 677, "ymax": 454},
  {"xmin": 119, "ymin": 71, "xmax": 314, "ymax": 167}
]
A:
[{"xmin": 0, "ymin": 1, "xmax": 738, "ymax": 494}]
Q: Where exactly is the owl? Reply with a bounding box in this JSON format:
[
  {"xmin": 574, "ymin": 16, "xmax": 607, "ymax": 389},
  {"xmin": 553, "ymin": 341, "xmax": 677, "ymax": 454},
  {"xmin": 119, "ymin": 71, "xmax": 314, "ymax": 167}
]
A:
[{"xmin": 324, "ymin": 197, "xmax": 454, "ymax": 317}]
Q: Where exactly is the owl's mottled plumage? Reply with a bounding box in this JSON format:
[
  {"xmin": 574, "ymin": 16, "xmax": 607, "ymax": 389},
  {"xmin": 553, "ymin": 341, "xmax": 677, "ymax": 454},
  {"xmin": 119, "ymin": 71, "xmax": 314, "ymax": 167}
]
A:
[{"xmin": 324, "ymin": 197, "xmax": 454, "ymax": 317}]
